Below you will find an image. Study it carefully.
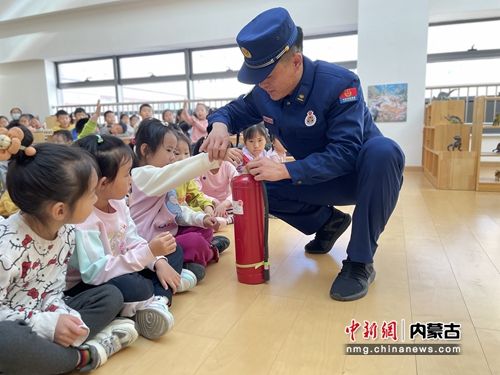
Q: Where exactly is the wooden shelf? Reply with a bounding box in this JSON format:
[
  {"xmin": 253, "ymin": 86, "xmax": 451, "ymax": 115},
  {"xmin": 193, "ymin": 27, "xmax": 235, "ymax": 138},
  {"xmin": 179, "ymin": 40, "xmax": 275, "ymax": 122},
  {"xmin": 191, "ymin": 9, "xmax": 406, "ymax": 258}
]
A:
[
  {"xmin": 422, "ymin": 149, "xmax": 477, "ymax": 190},
  {"xmin": 422, "ymin": 100, "xmax": 475, "ymax": 190},
  {"xmin": 477, "ymin": 180, "xmax": 500, "ymax": 192},
  {"xmin": 471, "ymin": 96, "xmax": 500, "ymax": 192},
  {"xmin": 425, "ymin": 100, "xmax": 465, "ymax": 126}
]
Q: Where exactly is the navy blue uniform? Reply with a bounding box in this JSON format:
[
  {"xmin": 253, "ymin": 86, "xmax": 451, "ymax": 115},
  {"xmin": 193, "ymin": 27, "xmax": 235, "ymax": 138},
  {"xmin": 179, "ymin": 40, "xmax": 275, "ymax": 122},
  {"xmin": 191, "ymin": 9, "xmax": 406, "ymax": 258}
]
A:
[{"xmin": 209, "ymin": 58, "xmax": 405, "ymax": 263}]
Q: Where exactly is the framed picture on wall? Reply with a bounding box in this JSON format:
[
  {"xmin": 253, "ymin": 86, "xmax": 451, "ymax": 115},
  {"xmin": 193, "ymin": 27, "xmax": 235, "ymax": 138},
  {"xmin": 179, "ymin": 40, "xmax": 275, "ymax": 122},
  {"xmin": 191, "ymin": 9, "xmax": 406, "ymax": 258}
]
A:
[{"xmin": 367, "ymin": 83, "xmax": 408, "ymax": 122}]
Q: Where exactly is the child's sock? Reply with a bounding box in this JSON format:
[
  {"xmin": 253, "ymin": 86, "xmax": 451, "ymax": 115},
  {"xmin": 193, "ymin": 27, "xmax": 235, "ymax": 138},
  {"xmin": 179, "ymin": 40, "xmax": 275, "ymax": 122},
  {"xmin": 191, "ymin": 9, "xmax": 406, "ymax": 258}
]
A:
[{"xmin": 76, "ymin": 348, "xmax": 91, "ymax": 369}]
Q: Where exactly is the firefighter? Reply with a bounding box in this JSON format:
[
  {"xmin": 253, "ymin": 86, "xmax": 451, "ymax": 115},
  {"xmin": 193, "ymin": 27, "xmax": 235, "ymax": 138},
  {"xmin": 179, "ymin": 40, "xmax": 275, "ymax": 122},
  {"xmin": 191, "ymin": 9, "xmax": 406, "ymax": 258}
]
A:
[{"xmin": 202, "ymin": 7, "xmax": 405, "ymax": 301}]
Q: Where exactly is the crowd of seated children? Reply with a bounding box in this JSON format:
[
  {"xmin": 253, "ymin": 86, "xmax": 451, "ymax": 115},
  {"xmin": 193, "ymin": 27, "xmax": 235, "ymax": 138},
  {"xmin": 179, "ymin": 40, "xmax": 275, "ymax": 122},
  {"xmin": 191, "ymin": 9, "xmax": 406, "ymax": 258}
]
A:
[
  {"xmin": 0, "ymin": 143, "xmax": 138, "ymax": 374},
  {"xmin": 67, "ymin": 134, "xmax": 197, "ymax": 340}
]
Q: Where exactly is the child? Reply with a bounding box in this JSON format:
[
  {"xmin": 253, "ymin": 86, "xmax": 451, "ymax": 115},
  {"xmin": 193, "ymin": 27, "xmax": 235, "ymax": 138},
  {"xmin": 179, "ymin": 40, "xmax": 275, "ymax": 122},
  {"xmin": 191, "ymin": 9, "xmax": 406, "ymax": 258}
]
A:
[
  {"xmin": 271, "ymin": 136, "xmax": 288, "ymax": 163},
  {"xmin": 174, "ymin": 132, "xmax": 215, "ymax": 215},
  {"xmin": 130, "ymin": 119, "xmax": 234, "ymax": 280},
  {"xmin": 68, "ymin": 135, "xmax": 195, "ymax": 340},
  {"xmin": 53, "ymin": 109, "xmax": 75, "ymax": 132},
  {"xmin": 192, "ymin": 137, "xmax": 239, "ymax": 226},
  {"xmin": 181, "ymin": 100, "xmax": 209, "ymax": 143},
  {"xmin": 241, "ymin": 124, "xmax": 282, "ymax": 164},
  {"xmin": 52, "ymin": 129, "xmax": 74, "ymax": 144},
  {"xmin": 0, "ymin": 143, "xmax": 138, "ymax": 374}
]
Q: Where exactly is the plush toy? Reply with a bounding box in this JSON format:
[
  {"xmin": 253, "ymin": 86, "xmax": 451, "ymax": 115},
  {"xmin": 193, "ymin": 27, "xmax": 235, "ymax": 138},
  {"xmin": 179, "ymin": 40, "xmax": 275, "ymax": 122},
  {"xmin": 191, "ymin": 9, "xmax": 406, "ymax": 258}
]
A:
[{"xmin": 0, "ymin": 128, "xmax": 36, "ymax": 160}]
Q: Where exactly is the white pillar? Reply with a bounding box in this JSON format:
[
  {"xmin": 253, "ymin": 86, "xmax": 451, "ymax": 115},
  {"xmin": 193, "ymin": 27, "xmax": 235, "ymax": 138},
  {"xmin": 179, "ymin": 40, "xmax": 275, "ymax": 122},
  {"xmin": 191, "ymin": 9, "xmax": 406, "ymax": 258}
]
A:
[
  {"xmin": 357, "ymin": 0, "xmax": 429, "ymax": 167},
  {"xmin": 0, "ymin": 60, "xmax": 54, "ymax": 119}
]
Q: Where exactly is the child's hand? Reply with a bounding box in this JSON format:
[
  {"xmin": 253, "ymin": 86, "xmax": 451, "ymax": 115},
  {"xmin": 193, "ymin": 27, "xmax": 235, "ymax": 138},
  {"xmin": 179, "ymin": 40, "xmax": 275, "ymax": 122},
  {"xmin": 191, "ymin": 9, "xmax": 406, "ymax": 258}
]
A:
[
  {"xmin": 204, "ymin": 205, "xmax": 215, "ymax": 216},
  {"xmin": 203, "ymin": 215, "xmax": 220, "ymax": 231},
  {"xmin": 224, "ymin": 147, "xmax": 243, "ymax": 167},
  {"xmin": 154, "ymin": 259, "xmax": 181, "ymax": 293},
  {"xmin": 214, "ymin": 203, "xmax": 228, "ymax": 218},
  {"xmin": 149, "ymin": 232, "xmax": 177, "ymax": 257},
  {"xmin": 90, "ymin": 99, "xmax": 101, "ymax": 123},
  {"xmin": 54, "ymin": 314, "xmax": 87, "ymax": 347}
]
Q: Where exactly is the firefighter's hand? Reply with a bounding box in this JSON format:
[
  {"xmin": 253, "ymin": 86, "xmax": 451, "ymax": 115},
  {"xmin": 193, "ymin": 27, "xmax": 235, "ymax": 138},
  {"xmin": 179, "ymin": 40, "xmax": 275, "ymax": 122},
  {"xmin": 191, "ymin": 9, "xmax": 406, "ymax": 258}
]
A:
[
  {"xmin": 200, "ymin": 122, "xmax": 230, "ymax": 161},
  {"xmin": 246, "ymin": 157, "xmax": 291, "ymax": 181}
]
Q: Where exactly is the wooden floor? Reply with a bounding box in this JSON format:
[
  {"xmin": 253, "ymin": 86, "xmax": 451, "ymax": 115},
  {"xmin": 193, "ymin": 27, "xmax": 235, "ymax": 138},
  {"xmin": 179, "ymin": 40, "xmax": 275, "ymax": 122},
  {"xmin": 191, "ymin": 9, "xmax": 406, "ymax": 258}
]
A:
[{"xmin": 92, "ymin": 171, "xmax": 500, "ymax": 375}]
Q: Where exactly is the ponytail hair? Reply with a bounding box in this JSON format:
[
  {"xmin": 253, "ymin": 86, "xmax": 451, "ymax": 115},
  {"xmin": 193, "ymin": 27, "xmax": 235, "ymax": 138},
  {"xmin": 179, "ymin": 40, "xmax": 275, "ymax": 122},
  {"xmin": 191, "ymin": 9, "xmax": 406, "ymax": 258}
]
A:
[
  {"xmin": 74, "ymin": 134, "xmax": 134, "ymax": 181},
  {"xmin": 7, "ymin": 143, "xmax": 97, "ymax": 221}
]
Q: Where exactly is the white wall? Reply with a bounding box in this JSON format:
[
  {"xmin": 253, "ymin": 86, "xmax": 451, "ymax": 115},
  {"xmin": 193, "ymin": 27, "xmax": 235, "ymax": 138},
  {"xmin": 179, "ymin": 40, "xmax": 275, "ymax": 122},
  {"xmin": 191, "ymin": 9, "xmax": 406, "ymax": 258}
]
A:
[
  {"xmin": 357, "ymin": 0, "xmax": 429, "ymax": 167},
  {"xmin": 0, "ymin": 60, "xmax": 54, "ymax": 119},
  {"xmin": 0, "ymin": 0, "xmax": 358, "ymax": 63},
  {"xmin": 1, "ymin": 0, "xmax": 499, "ymax": 63}
]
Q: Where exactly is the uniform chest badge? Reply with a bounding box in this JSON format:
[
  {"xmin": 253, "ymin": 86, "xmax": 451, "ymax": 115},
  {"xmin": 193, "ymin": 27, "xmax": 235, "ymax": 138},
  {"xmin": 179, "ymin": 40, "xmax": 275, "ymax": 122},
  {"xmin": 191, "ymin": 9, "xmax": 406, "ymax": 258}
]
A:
[{"xmin": 304, "ymin": 110, "xmax": 317, "ymax": 127}]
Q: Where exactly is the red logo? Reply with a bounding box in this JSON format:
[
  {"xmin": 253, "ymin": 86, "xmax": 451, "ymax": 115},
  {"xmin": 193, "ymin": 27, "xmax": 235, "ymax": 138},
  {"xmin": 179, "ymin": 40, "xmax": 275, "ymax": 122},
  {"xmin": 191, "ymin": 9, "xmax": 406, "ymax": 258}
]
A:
[{"xmin": 339, "ymin": 88, "xmax": 358, "ymax": 100}]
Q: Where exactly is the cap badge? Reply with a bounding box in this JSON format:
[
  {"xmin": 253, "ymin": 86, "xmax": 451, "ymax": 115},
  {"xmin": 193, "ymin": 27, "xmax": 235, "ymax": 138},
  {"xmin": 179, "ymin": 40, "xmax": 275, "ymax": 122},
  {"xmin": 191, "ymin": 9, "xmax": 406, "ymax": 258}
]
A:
[{"xmin": 240, "ymin": 47, "xmax": 252, "ymax": 59}]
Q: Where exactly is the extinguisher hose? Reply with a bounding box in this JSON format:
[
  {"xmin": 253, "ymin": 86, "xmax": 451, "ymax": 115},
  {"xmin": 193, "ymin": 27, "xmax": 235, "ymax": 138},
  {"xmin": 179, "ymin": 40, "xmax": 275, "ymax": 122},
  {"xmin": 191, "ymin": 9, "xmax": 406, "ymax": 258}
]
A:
[{"xmin": 261, "ymin": 182, "xmax": 270, "ymax": 281}]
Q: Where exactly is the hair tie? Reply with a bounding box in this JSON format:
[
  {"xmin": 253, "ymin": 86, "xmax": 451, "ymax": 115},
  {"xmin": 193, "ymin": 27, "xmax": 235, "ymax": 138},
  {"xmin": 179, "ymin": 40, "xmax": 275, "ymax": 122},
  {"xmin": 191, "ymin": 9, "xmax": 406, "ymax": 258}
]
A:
[
  {"xmin": 96, "ymin": 134, "xmax": 104, "ymax": 144},
  {"xmin": 0, "ymin": 128, "xmax": 36, "ymax": 160}
]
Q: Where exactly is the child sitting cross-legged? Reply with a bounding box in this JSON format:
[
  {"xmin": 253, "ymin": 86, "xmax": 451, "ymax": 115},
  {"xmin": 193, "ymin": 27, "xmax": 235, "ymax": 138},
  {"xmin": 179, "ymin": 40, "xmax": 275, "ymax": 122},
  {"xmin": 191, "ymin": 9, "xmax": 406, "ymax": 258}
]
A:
[
  {"xmin": 67, "ymin": 134, "xmax": 198, "ymax": 340},
  {"xmin": 0, "ymin": 143, "xmax": 138, "ymax": 374}
]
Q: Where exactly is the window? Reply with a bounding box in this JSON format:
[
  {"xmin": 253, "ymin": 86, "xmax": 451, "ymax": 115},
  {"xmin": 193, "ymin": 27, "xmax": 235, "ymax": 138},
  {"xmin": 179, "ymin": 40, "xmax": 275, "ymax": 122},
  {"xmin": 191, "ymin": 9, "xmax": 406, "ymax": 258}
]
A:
[
  {"xmin": 192, "ymin": 78, "xmax": 252, "ymax": 100},
  {"xmin": 120, "ymin": 53, "xmax": 185, "ymax": 79},
  {"xmin": 304, "ymin": 34, "xmax": 358, "ymax": 62},
  {"xmin": 58, "ymin": 59, "xmax": 114, "ymax": 83},
  {"xmin": 60, "ymin": 86, "xmax": 116, "ymax": 105},
  {"xmin": 192, "ymin": 47, "xmax": 243, "ymax": 74},
  {"xmin": 426, "ymin": 58, "xmax": 500, "ymax": 86},
  {"xmin": 428, "ymin": 20, "xmax": 500, "ymax": 54},
  {"xmin": 121, "ymin": 82, "xmax": 187, "ymax": 102}
]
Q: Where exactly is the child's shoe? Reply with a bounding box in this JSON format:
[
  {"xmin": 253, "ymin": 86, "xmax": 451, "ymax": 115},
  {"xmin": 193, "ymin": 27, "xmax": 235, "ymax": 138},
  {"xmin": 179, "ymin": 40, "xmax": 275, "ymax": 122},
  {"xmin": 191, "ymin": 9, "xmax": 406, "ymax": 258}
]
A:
[
  {"xmin": 135, "ymin": 296, "xmax": 174, "ymax": 340},
  {"xmin": 80, "ymin": 318, "xmax": 138, "ymax": 371},
  {"xmin": 210, "ymin": 235, "xmax": 230, "ymax": 262},
  {"xmin": 177, "ymin": 268, "xmax": 197, "ymax": 293},
  {"xmin": 184, "ymin": 262, "xmax": 206, "ymax": 281}
]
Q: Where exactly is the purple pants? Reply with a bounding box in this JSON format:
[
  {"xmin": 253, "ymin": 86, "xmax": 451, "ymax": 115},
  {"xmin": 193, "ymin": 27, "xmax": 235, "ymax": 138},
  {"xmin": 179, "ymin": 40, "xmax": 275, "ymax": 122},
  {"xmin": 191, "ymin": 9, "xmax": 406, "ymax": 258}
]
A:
[{"xmin": 176, "ymin": 226, "xmax": 215, "ymax": 266}]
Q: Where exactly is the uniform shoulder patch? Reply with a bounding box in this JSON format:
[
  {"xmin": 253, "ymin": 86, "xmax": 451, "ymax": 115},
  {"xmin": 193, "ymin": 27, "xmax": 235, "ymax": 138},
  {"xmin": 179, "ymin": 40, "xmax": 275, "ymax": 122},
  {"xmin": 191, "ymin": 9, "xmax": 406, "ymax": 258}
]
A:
[{"xmin": 339, "ymin": 87, "xmax": 358, "ymax": 104}]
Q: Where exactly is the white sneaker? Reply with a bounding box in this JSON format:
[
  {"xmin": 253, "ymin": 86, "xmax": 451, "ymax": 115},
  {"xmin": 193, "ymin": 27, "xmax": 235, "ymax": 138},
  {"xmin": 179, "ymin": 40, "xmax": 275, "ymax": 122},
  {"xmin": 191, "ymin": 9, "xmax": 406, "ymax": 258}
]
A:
[
  {"xmin": 83, "ymin": 318, "xmax": 138, "ymax": 370},
  {"xmin": 95, "ymin": 317, "xmax": 138, "ymax": 348},
  {"xmin": 135, "ymin": 296, "xmax": 174, "ymax": 340},
  {"xmin": 177, "ymin": 268, "xmax": 197, "ymax": 293}
]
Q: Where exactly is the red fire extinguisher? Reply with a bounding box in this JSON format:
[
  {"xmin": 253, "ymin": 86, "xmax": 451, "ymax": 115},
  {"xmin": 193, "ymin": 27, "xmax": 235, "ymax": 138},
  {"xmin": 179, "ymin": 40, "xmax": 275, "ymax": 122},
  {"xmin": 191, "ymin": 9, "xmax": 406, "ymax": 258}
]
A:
[{"xmin": 231, "ymin": 172, "xmax": 270, "ymax": 284}]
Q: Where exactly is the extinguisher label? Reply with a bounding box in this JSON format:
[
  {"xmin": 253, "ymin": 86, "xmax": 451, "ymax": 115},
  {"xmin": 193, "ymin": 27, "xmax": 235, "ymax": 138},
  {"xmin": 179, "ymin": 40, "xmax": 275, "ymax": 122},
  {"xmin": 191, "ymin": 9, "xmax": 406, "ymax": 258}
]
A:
[{"xmin": 232, "ymin": 199, "xmax": 244, "ymax": 215}]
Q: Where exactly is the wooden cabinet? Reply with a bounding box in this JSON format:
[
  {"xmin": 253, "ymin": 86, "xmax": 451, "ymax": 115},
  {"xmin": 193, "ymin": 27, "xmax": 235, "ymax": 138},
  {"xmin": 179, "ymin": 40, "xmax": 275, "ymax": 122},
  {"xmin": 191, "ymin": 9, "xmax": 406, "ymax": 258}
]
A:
[
  {"xmin": 425, "ymin": 100, "xmax": 466, "ymax": 126},
  {"xmin": 422, "ymin": 100, "xmax": 477, "ymax": 190},
  {"xmin": 471, "ymin": 96, "xmax": 500, "ymax": 192}
]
